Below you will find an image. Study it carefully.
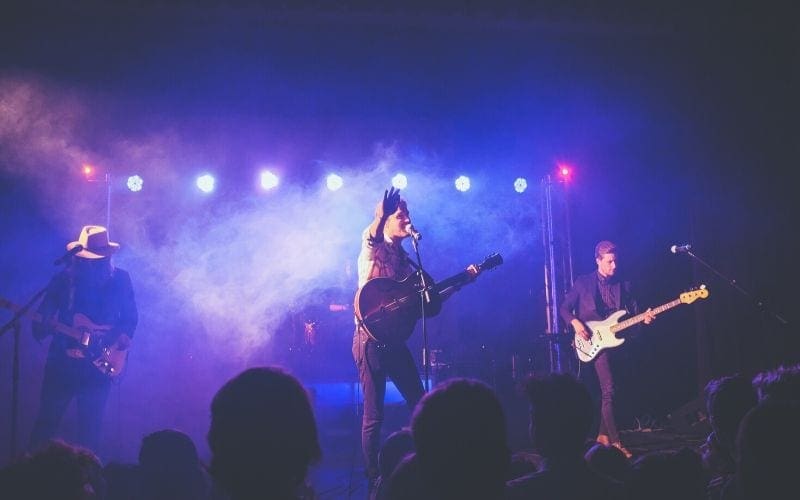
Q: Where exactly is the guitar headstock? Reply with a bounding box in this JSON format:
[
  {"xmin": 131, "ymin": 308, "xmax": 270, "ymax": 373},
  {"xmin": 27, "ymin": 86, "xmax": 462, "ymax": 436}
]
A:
[
  {"xmin": 465, "ymin": 253, "xmax": 503, "ymax": 278},
  {"xmin": 680, "ymin": 284, "xmax": 709, "ymax": 304},
  {"xmin": 478, "ymin": 253, "xmax": 503, "ymax": 271}
]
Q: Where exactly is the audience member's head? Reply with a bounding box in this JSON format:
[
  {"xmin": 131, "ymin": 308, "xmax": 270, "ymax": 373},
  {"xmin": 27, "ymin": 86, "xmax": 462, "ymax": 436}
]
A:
[
  {"xmin": 374, "ymin": 428, "xmax": 415, "ymax": 500},
  {"xmin": 627, "ymin": 448, "xmax": 705, "ymax": 500},
  {"xmin": 0, "ymin": 439, "xmax": 104, "ymax": 500},
  {"xmin": 379, "ymin": 427, "xmax": 415, "ymax": 480},
  {"xmin": 524, "ymin": 372, "xmax": 593, "ymax": 460},
  {"xmin": 208, "ymin": 366, "xmax": 321, "ymax": 500},
  {"xmin": 138, "ymin": 429, "xmax": 210, "ymax": 500},
  {"xmin": 410, "ymin": 378, "xmax": 510, "ymax": 499},
  {"xmin": 752, "ymin": 363, "xmax": 800, "ymax": 402},
  {"xmin": 384, "ymin": 453, "xmax": 425, "ymax": 500},
  {"xmin": 584, "ymin": 443, "xmax": 631, "ymax": 483},
  {"xmin": 736, "ymin": 398, "xmax": 800, "ymax": 499},
  {"xmin": 703, "ymin": 373, "xmax": 757, "ymax": 468}
]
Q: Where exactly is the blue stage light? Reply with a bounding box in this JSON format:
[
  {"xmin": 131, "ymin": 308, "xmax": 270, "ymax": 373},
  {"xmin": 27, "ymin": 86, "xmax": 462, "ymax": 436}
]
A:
[
  {"xmin": 391, "ymin": 173, "xmax": 408, "ymax": 189},
  {"xmin": 514, "ymin": 177, "xmax": 528, "ymax": 193},
  {"xmin": 196, "ymin": 174, "xmax": 216, "ymax": 193},
  {"xmin": 126, "ymin": 175, "xmax": 144, "ymax": 192},
  {"xmin": 454, "ymin": 175, "xmax": 471, "ymax": 192},
  {"xmin": 260, "ymin": 170, "xmax": 279, "ymax": 190},
  {"xmin": 326, "ymin": 173, "xmax": 344, "ymax": 191}
]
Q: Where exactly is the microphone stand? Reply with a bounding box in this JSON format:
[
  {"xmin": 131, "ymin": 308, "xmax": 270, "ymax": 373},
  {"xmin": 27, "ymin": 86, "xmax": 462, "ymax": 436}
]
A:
[
  {"xmin": 410, "ymin": 234, "xmax": 433, "ymax": 392},
  {"xmin": 684, "ymin": 248, "xmax": 788, "ymax": 326},
  {"xmin": 0, "ymin": 284, "xmax": 50, "ymax": 459}
]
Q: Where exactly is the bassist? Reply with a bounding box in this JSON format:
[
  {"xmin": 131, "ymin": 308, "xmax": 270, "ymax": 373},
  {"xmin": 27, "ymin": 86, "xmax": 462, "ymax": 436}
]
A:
[
  {"xmin": 29, "ymin": 225, "xmax": 137, "ymax": 454},
  {"xmin": 559, "ymin": 240, "xmax": 654, "ymax": 458}
]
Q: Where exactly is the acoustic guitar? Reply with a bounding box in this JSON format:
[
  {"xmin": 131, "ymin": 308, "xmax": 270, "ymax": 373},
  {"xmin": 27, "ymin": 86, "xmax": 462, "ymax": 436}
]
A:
[{"xmin": 355, "ymin": 253, "xmax": 503, "ymax": 343}]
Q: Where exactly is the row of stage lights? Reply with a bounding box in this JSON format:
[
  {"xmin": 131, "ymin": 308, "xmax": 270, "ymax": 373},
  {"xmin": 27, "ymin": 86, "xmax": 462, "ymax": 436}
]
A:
[{"xmin": 83, "ymin": 164, "xmax": 573, "ymax": 194}]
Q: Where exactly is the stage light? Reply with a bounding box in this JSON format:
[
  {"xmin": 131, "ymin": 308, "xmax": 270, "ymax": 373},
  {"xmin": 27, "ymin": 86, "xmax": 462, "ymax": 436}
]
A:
[
  {"xmin": 391, "ymin": 173, "xmax": 408, "ymax": 189},
  {"xmin": 454, "ymin": 175, "xmax": 471, "ymax": 192},
  {"xmin": 196, "ymin": 174, "xmax": 216, "ymax": 193},
  {"xmin": 82, "ymin": 164, "xmax": 94, "ymax": 177},
  {"xmin": 260, "ymin": 170, "xmax": 279, "ymax": 190},
  {"xmin": 514, "ymin": 177, "xmax": 528, "ymax": 193},
  {"xmin": 558, "ymin": 164, "xmax": 572, "ymax": 180},
  {"xmin": 326, "ymin": 173, "xmax": 343, "ymax": 191},
  {"xmin": 126, "ymin": 175, "xmax": 144, "ymax": 192}
]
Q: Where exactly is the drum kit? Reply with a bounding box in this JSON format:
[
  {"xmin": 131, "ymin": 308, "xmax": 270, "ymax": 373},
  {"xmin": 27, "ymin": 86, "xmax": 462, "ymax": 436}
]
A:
[{"xmin": 277, "ymin": 287, "xmax": 356, "ymax": 379}]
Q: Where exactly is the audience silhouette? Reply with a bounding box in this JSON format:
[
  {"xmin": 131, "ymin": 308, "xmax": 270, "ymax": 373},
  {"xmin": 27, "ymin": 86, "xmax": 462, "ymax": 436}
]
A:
[
  {"xmin": 584, "ymin": 443, "xmax": 631, "ymax": 484},
  {"xmin": 701, "ymin": 374, "xmax": 757, "ymax": 500},
  {"xmin": 5, "ymin": 362, "xmax": 800, "ymax": 500},
  {"xmin": 734, "ymin": 398, "xmax": 800, "ymax": 500},
  {"xmin": 138, "ymin": 428, "xmax": 214, "ymax": 500},
  {"xmin": 207, "ymin": 366, "xmax": 322, "ymax": 500},
  {"xmin": 387, "ymin": 378, "xmax": 510, "ymax": 500},
  {"xmin": 627, "ymin": 447, "xmax": 705, "ymax": 500},
  {"xmin": 0, "ymin": 439, "xmax": 105, "ymax": 500},
  {"xmin": 751, "ymin": 363, "xmax": 800, "ymax": 402},
  {"xmin": 373, "ymin": 427, "xmax": 414, "ymax": 500},
  {"xmin": 506, "ymin": 372, "xmax": 624, "ymax": 500}
]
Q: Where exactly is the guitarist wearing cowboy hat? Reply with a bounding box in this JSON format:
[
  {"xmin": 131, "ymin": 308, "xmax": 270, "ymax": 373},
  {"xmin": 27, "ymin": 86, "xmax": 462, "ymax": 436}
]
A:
[{"xmin": 29, "ymin": 225, "xmax": 138, "ymax": 454}]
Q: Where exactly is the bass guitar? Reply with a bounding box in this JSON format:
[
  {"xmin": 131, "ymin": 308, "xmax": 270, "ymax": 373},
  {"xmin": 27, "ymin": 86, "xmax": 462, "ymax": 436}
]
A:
[
  {"xmin": 355, "ymin": 253, "xmax": 503, "ymax": 343},
  {"xmin": 573, "ymin": 285, "xmax": 709, "ymax": 362},
  {"xmin": 0, "ymin": 297, "xmax": 129, "ymax": 378}
]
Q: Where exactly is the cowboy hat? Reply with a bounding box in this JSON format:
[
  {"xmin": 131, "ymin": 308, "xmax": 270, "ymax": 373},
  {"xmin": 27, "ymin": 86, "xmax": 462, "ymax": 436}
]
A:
[{"xmin": 66, "ymin": 225, "xmax": 120, "ymax": 259}]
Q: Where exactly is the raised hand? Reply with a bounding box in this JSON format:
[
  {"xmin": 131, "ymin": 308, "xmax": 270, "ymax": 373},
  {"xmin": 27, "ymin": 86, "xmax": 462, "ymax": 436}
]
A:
[{"xmin": 380, "ymin": 187, "xmax": 402, "ymax": 219}]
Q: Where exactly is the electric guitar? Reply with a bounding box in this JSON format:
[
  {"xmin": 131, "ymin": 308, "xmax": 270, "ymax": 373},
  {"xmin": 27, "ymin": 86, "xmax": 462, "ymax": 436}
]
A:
[
  {"xmin": 0, "ymin": 297, "xmax": 129, "ymax": 378},
  {"xmin": 573, "ymin": 285, "xmax": 709, "ymax": 363},
  {"xmin": 355, "ymin": 253, "xmax": 503, "ymax": 343}
]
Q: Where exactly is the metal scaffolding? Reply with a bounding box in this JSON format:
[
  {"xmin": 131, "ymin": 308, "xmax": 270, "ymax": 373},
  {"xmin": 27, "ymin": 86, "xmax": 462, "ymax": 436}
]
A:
[{"xmin": 540, "ymin": 174, "xmax": 576, "ymax": 373}]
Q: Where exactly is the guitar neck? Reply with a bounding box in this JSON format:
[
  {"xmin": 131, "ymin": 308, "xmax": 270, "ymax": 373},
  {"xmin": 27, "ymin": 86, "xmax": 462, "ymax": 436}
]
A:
[
  {"xmin": 434, "ymin": 270, "xmax": 474, "ymax": 292},
  {"xmin": 609, "ymin": 298, "xmax": 682, "ymax": 333},
  {"xmin": 0, "ymin": 299, "xmax": 83, "ymax": 342}
]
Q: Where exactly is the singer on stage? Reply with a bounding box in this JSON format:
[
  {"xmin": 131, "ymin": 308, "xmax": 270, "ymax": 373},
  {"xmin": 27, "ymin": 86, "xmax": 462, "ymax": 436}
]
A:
[
  {"xmin": 29, "ymin": 225, "xmax": 138, "ymax": 453},
  {"xmin": 559, "ymin": 240, "xmax": 654, "ymax": 458},
  {"xmin": 352, "ymin": 187, "xmax": 425, "ymax": 491}
]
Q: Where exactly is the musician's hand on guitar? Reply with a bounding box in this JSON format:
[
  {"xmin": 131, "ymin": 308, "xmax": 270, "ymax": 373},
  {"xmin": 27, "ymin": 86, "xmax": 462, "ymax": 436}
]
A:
[
  {"xmin": 643, "ymin": 308, "xmax": 656, "ymax": 325},
  {"xmin": 572, "ymin": 319, "xmax": 591, "ymax": 341},
  {"xmin": 466, "ymin": 264, "xmax": 480, "ymax": 280}
]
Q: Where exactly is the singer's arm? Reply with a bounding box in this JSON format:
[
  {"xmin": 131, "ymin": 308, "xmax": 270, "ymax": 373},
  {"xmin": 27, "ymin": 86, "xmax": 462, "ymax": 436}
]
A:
[{"xmin": 368, "ymin": 214, "xmax": 388, "ymax": 244}]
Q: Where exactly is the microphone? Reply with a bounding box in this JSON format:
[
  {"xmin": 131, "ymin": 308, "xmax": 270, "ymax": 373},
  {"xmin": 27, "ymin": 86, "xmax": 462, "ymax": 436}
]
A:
[
  {"xmin": 670, "ymin": 243, "xmax": 692, "ymax": 254},
  {"xmin": 54, "ymin": 245, "xmax": 83, "ymax": 265},
  {"xmin": 405, "ymin": 224, "xmax": 422, "ymax": 241}
]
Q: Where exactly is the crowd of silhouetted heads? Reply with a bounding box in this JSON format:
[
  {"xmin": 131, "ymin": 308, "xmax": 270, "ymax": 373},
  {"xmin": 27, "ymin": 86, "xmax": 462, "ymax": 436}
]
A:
[{"xmin": 2, "ymin": 362, "xmax": 799, "ymax": 499}]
